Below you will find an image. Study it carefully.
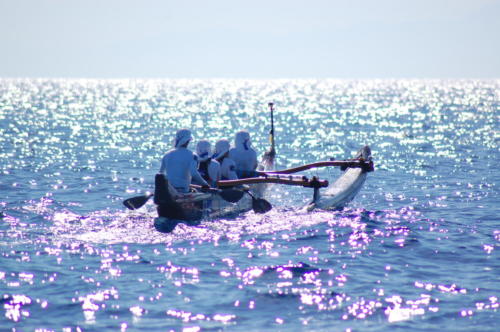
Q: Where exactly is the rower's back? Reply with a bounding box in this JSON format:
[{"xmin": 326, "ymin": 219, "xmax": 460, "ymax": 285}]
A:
[
  {"xmin": 229, "ymin": 130, "xmax": 258, "ymax": 172},
  {"xmin": 160, "ymin": 147, "xmax": 198, "ymax": 193}
]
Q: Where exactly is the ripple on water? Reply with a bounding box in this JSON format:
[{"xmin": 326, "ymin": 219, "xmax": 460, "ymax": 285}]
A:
[{"xmin": 0, "ymin": 79, "xmax": 498, "ymax": 330}]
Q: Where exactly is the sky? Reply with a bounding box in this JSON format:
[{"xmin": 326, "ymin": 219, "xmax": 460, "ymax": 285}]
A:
[{"xmin": 1, "ymin": 0, "xmax": 499, "ymax": 79}]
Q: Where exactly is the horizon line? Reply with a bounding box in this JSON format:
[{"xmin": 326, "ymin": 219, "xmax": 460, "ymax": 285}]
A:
[{"xmin": 1, "ymin": 77, "xmax": 499, "ymax": 81}]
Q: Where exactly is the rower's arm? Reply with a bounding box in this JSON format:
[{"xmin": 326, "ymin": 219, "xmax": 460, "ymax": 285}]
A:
[
  {"xmin": 190, "ymin": 159, "xmax": 209, "ymax": 187},
  {"xmin": 159, "ymin": 155, "xmax": 167, "ymax": 175}
]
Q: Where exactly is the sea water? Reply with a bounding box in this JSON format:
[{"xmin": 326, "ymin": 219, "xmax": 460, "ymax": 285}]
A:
[{"xmin": 0, "ymin": 79, "xmax": 498, "ymax": 331}]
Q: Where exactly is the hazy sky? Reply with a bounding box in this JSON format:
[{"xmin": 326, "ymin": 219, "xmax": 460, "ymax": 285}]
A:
[{"xmin": 1, "ymin": 0, "xmax": 499, "ymax": 78}]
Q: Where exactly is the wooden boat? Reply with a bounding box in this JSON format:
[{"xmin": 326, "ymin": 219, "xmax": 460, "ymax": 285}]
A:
[{"xmin": 150, "ymin": 146, "xmax": 373, "ymax": 233}]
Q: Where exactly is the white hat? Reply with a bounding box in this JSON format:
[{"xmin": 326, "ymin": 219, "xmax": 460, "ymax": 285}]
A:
[
  {"xmin": 213, "ymin": 139, "xmax": 230, "ymax": 159},
  {"xmin": 235, "ymin": 130, "xmax": 251, "ymax": 150},
  {"xmin": 196, "ymin": 140, "xmax": 212, "ymax": 161},
  {"xmin": 174, "ymin": 129, "xmax": 192, "ymax": 148}
]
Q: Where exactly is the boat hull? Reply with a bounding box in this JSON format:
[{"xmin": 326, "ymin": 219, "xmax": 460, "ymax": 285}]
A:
[
  {"xmin": 305, "ymin": 167, "xmax": 367, "ymax": 211},
  {"xmin": 154, "ymin": 153, "xmax": 274, "ymax": 233},
  {"xmin": 305, "ymin": 145, "xmax": 372, "ymax": 211},
  {"xmin": 153, "ymin": 146, "xmax": 372, "ymax": 232}
]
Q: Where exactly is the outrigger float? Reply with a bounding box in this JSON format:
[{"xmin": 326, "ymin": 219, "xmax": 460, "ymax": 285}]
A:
[{"xmin": 122, "ymin": 104, "xmax": 374, "ymax": 233}]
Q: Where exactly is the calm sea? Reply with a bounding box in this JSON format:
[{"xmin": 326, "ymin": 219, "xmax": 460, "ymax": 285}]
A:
[{"xmin": 0, "ymin": 79, "xmax": 498, "ymax": 331}]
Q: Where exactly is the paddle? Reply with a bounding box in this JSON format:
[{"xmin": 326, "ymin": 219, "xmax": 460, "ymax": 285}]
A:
[
  {"xmin": 190, "ymin": 185, "xmax": 244, "ymax": 203},
  {"xmin": 261, "ymin": 102, "xmax": 277, "ymax": 167},
  {"xmin": 269, "ymin": 102, "xmax": 276, "ymax": 154},
  {"xmin": 194, "ymin": 186, "xmax": 271, "ymax": 212},
  {"xmin": 123, "ymin": 193, "xmax": 153, "ymax": 210},
  {"xmin": 122, "ymin": 186, "xmax": 244, "ymax": 210},
  {"xmin": 215, "ymin": 188, "xmax": 245, "ymax": 203},
  {"xmin": 243, "ymin": 189, "xmax": 272, "ymax": 214}
]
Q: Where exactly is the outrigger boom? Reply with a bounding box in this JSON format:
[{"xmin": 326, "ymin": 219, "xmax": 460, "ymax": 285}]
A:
[
  {"xmin": 217, "ymin": 175, "xmax": 329, "ymax": 188},
  {"xmin": 236, "ymin": 159, "xmax": 374, "ymax": 178}
]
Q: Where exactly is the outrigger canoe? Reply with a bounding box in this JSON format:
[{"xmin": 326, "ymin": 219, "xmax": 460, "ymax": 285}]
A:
[
  {"xmin": 122, "ymin": 104, "xmax": 374, "ymax": 233},
  {"xmin": 145, "ymin": 145, "xmax": 373, "ymax": 233}
]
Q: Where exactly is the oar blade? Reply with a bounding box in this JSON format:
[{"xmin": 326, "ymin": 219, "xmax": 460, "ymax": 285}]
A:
[
  {"xmin": 218, "ymin": 189, "xmax": 245, "ymax": 203},
  {"xmin": 252, "ymin": 197, "xmax": 272, "ymax": 214},
  {"xmin": 123, "ymin": 194, "xmax": 153, "ymax": 210}
]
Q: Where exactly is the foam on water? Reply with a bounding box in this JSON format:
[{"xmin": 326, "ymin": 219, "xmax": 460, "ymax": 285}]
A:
[{"xmin": 0, "ymin": 79, "xmax": 498, "ymax": 331}]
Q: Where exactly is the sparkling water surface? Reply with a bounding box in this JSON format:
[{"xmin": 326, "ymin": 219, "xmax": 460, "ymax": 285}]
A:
[{"xmin": 0, "ymin": 79, "xmax": 498, "ymax": 331}]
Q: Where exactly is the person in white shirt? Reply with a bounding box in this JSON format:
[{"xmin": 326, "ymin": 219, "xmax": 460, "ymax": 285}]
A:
[
  {"xmin": 159, "ymin": 129, "xmax": 209, "ymax": 193},
  {"xmin": 195, "ymin": 140, "xmax": 221, "ymax": 187},
  {"xmin": 228, "ymin": 130, "xmax": 258, "ymax": 178},
  {"xmin": 213, "ymin": 139, "xmax": 238, "ymax": 180}
]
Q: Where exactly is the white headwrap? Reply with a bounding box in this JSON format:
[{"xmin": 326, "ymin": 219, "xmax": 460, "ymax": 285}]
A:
[
  {"xmin": 213, "ymin": 139, "xmax": 230, "ymax": 159},
  {"xmin": 174, "ymin": 129, "xmax": 192, "ymax": 148},
  {"xmin": 196, "ymin": 140, "xmax": 212, "ymax": 161},
  {"xmin": 235, "ymin": 130, "xmax": 251, "ymax": 150}
]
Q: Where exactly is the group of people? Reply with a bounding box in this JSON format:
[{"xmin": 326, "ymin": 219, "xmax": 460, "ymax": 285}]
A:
[{"xmin": 159, "ymin": 129, "xmax": 258, "ymax": 194}]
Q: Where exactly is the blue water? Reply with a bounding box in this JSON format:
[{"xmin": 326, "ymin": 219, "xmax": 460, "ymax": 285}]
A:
[{"xmin": 0, "ymin": 79, "xmax": 498, "ymax": 331}]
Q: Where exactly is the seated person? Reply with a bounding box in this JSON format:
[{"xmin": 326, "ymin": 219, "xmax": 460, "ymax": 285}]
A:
[
  {"xmin": 213, "ymin": 139, "xmax": 238, "ymax": 180},
  {"xmin": 195, "ymin": 140, "xmax": 221, "ymax": 187},
  {"xmin": 229, "ymin": 130, "xmax": 258, "ymax": 178},
  {"xmin": 159, "ymin": 129, "xmax": 209, "ymax": 194}
]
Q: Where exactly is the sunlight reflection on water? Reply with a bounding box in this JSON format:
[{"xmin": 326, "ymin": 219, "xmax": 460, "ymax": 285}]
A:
[{"xmin": 0, "ymin": 79, "xmax": 498, "ymax": 331}]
